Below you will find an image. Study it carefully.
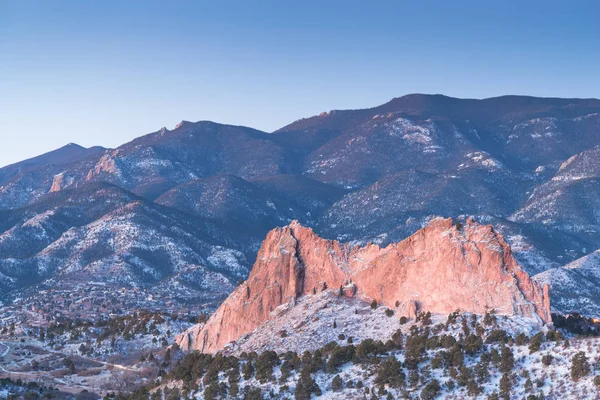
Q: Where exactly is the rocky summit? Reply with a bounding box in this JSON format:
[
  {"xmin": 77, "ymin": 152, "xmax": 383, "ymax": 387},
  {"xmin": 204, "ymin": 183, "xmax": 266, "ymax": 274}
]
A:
[{"xmin": 178, "ymin": 217, "xmax": 551, "ymax": 353}]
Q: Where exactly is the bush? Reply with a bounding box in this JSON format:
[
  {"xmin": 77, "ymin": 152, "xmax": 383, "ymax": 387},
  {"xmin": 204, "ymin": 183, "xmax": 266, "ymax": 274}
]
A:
[
  {"xmin": 418, "ymin": 311, "xmax": 432, "ymax": 325},
  {"xmin": 464, "ymin": 334, "xmax": 483, "ymax": 355},
  {"xmin": 244, "ymin": 387, "xmax": 262, "ymax": 400},
  {"xmin": 541, "ymin": 354, "xmax": 553, "ymax": 366},
  {"xmin": 546, "ymin": 330, "xmax": 563, "ymax": 342},
  {"xmin": 499, "ymin": 373, "xmax": 512, "ymax": 399},
  {"xmin": 391, "ymin": 329, "xmax": 403, "ymax": 348},
  {"xmin": 524, "ymin": 377, "xmax": 533, "ymax": 393},
  {"xmin": 528, "ymin": 332, "xmax": 544, "ymax": 353},
  {"xmin": 485, "ymin": 329, "xmax": 508, "ymax": 344},
  {"xmin": 328, "ymin": 345, "xmax": 354, "ymax": 372},
  {"xmin": 594, "ymin": 375, "xmax": 600, "ymax": 387},
  {"xmin": 385, "ymin": 308, "xmax": 394, "ymax": 317},
  {"xmin": 483, "ymin": 310, "xmax": 496, "ymax": 326},
  {"xmin": 571, "ymin": 351, "xmax": 590, "ymax": 381},
  {"xmin": 331, "ymin": 375, "xmax": 343, "ymax": 391},
  {"xmin": 374, "ymin": 356, "xmax": 405, "ymax": 388},
  {"xmin": 399, "ymin": 316, "xmax": 408, "ymax": 324},
  {"xmin": 420, "ymin": 379, "xmax": 441, "ymax": 400},
  {"xmin": 370, "ymin": 300, "xmax": 378, "ymax": 309},
  {"xmin": 499, "ymin": 346, "xmax": 514, "ymax": 373},
  {"xmin": 515, "ymin": 333, "xmax": 528, "ymax": 346},
  {"xmin": 242, "ymin": 359, "xmax": 255, "ymax": 380}
]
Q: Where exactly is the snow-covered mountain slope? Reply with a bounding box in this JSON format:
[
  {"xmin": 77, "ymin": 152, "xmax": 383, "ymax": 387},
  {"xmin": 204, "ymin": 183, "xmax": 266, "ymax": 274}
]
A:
[
  {"xmin": 2, "ymin": 95, "xmax": 600, "ymax": 315},
  {"xmin": 534, "ymin": 250, "xmax": 600, "ymax": 317},
  {"xmin": 221, "ymin": 289, "xmax": 543, "ymax": 356},
  {"xmin": 509, "ymin": 146, "xmax": 600, "ymax": 262},
  {"xmin": 0, "ymin": 143, "xmax": 105, "ymax": 186},
  {"xmin": 155, "ymin": 305, "xmax": 600, "ymax": 400},
  {"xmin": 0, "ymin": 182, "xmax": 250, "ymax": 308}
]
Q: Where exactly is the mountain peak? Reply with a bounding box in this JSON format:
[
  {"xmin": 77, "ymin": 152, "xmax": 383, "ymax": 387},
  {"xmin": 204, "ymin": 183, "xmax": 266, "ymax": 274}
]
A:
[
  {"xmin": 174, "ymin": 120, "xmax": 193, "ymax": 130},
  {"xmin": 64, "ymin": 142, "xmax": 84, "ymax": 148},
  {"xmin": 177, "ymin": 218, "xmax": 550, "ymax": 353}
]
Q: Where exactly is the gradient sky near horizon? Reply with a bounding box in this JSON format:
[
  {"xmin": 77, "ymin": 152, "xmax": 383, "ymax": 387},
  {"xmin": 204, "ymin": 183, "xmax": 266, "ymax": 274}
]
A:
[{"xmin": 1, "ymin": 1, "xmax": 599, "ymax": 167}]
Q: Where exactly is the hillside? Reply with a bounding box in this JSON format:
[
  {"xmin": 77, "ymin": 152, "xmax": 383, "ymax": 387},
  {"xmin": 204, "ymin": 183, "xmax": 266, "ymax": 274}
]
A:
[{"xmin": 1, "ymin": 94, "xmax": 600, "ymax": 316}]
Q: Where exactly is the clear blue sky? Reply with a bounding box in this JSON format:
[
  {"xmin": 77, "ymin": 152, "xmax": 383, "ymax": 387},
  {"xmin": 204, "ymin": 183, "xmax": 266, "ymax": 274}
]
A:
[{"xmin": 1, "ymin": 0, "xmax": 599, "ymax": 167}]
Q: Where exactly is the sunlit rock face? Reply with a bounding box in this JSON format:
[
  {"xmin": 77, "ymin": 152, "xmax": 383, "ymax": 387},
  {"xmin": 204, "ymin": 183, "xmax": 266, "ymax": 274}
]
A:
[{"xmin": 178, "ymin": 217, "xmax": 551, "ymax": 353}]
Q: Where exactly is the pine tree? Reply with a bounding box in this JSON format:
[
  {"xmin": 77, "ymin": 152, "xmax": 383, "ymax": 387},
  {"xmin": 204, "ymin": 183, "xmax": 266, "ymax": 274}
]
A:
[
  {"xmin": 499, "ymin": 373, "xmax": 511, "ymax": 400},
  {"xmin": 499, "ymin": 346, "xmax": 514, "ymax": 373}
]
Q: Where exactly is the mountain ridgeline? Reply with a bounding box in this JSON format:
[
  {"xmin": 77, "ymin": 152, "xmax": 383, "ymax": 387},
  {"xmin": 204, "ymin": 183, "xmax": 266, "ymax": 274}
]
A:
[{"xmin": 1, "ymin": 94, "xmax": 600, "ymax": 316}]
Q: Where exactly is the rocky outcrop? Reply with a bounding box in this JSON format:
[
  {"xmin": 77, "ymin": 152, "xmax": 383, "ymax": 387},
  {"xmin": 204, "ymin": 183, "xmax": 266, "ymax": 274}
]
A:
[
  {"xmin": 49, "ymin": 173, "xmax": 67, "ymax": 193},
  {"xmin": 177, "ymin": 217, "xmax": 552, "ymax": 353}
]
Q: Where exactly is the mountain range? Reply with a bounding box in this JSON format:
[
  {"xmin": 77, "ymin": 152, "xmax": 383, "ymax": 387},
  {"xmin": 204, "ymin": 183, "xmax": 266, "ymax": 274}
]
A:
[{"xmin": 1, "ymin": 94, "xmax": 600, "ymax": 316}]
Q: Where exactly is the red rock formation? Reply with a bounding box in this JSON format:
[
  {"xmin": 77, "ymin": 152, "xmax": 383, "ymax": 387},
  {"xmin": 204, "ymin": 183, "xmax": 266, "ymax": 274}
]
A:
[{"xmin": 177, "ymin": 217, "xmax": 551, "ymax": 353}]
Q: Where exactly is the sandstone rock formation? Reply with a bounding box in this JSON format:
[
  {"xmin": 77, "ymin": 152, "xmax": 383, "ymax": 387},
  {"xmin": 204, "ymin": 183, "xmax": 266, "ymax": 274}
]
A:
[{"xmin": 177, "ymin": 217, "xmax": 551, "ymax": 353}]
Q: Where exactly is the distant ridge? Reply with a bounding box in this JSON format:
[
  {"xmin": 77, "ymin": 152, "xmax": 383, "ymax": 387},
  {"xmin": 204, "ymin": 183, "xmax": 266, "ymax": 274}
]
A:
[{"xmin": 1, "ymin": 94, "xmax": 600, "ymax": 317}]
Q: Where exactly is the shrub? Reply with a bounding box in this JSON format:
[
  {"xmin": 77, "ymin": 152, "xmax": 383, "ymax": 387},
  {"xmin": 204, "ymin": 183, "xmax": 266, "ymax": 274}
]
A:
[
  {"xmin": 571, "ymin": 351, "xmax": 590, "ymax": 381},
  {"xmin": 524, "ymin": 377, "xmax": 533, "ymax": 393},
  {"xmin": 242, "ymin": 359, "xmax": 255, "ymax": 380},
  {"xmin": 447, "ymin": 311, "xmax": 460, "ymax": 324},
  {"xmin": 485, "ymin": 329, "xmax": 508, "ymax": 344},
  {"xmin": 328, "ymin": 345, "xmax": 354, "ymax": 372},
  {"xmin": 385, "ymin": 308, "xmax": 394, "ymax": 317},
  {"xmin": 546, "ymin": 330, "xmax": 563, "ymax": 342},
  {"xmin": 244, "ymin": 387, "xmax": 263, "ymax": 400},
  {"xmin": 294, "ymin": 365, "xmax": 320, "ymax": 400},
  {"xmin": 399, "ymin": 316, "xmax": 408, "ymax": 324},
  {"xmin": 483, "ymin": 310, "xmax": 496, "ymax": 326},
  {"xmin": 499, "ymin": 346, "xmax": 514, "ymax": 373},
  {"xmin": 374, "ymin": 356, "xmax": 405, "ymax": 388},
  {"xmin": 420, "ymin": 379, "xmax": 441, "ymax": 400},
  {"xmin": 408, "ymin": 369, "xmax": 419, "ymax": 387},
  {"xmin": 331, "ymin": 375, "xmax": 343, "ymax": 391},
  {"xmin": 418, "ymin": 311, "xmax": 432, "ymax": 325},
  {"xmin": 370, "ymin": 300, "xmax": 378, "ymax": 309},
  {"xmin": 391, "ymin": 329, "xmax": 403, "ymax": 348},
  {"xmin": 464, "ymin": 334, "xmax": 483, "ymax": 355},
  {"xmin": 499, "ymin": 373, "xmax": 512, "ymax": 399},
  {"xmin": 541, "ymin": 354, "xmax": 553, "ymax": 366},
  {"xmin": 528, "ymin": 332, "xmax": 544, "ymax": 353},
  {"xmin": 515, "ymin": 333, "xmax": 528, "ymax": 346}
]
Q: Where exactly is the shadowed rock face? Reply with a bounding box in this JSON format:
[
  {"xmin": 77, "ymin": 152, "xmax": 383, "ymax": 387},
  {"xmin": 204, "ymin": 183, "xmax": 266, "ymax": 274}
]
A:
[{"xmin": 178, "ymin": 218, "xmax": 551, "ymax": 353}]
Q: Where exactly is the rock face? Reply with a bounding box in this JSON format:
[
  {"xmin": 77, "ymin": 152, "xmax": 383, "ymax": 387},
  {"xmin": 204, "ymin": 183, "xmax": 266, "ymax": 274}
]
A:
[{"xmin": 177, "ymin": 218, "xmax": 551, "ymax": 353}]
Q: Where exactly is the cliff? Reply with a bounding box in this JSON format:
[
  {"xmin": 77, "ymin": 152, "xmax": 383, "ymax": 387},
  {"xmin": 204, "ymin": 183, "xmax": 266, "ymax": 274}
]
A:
[{"xmin": 177, "ymin": 217, "xmax": 551, "ymax": 353}]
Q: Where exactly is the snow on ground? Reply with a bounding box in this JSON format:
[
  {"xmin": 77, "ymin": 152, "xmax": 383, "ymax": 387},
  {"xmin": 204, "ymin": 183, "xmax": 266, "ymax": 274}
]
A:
[
  {"xmin": 225, "ymin": 290, "xmax": 404, "ymax": 355},
  {"xmin": 177, "ymin": 297, "xmax": 600, "ymax": 400}
]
